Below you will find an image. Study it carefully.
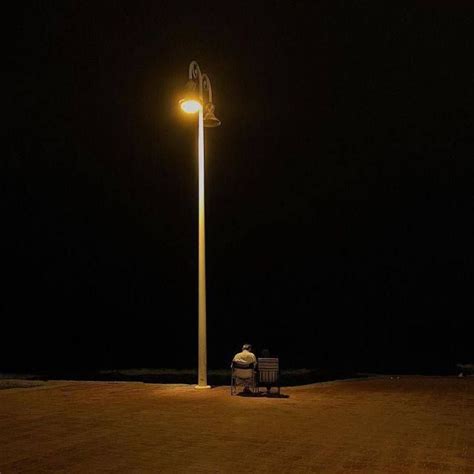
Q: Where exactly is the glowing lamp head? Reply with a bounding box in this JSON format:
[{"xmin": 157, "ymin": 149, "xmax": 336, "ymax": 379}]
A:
[
  {"xmin": 180, "ymin": 99, "xmax": 202, "ymax": 113},
  {"xmin": 179, "ymin": 80, "xmax": 202, "ymax": 113}
]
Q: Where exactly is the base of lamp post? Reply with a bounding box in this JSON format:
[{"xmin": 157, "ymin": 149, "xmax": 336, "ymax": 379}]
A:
[{"xmin": 194, "ymin": 385, "xmax": 211, "ymax": 390}]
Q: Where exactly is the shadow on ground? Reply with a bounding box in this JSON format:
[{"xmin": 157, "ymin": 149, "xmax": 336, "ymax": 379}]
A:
[{"xmin": 235, "ymin": 391, "xmax": 290, "ymax": 398}]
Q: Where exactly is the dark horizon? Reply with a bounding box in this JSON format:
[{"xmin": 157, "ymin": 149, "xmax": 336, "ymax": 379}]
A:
[{"xmin": 4, "ymin": 2, "xmax": 473, "ymax": 374}]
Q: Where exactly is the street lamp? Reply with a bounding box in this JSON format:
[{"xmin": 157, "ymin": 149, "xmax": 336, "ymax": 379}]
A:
[{"xmin": 179, "ymin": 60, "xmax": 221, "ymax": 389}]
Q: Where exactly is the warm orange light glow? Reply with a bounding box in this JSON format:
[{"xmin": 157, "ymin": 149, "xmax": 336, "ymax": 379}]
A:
[{"xmin": 180, "ymin": 99, "xmax": 202, "ymax": 113}]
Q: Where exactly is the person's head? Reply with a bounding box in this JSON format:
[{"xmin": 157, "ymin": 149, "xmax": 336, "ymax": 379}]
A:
[
  {"xmin": 242, "ymin": 343, "xmax": 252, "ymax": 352},
  {"xmin": 261, "ymin": 348, "xmax": 270, "ymax": 358}
]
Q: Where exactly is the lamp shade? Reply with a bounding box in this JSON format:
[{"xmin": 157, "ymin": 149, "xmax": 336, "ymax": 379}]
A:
[{"xmin": 203, "ymin": 103, "xmax": 221, "ymax": 128}]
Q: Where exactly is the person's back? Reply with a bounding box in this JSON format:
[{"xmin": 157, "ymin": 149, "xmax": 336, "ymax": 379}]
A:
[
  {"xmin": 233, "ymin": 344, "xmax": 257, "ymax": 367},
  {"xmin": 231, "ymin": 344, "xmax": 257, "ymax": 394}
]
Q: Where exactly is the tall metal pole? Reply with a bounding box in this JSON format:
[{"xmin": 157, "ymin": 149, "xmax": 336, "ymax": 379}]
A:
[
  {"xmin": 181, "ymin": 60, "xmax": 219, "ymax": 389},
  {"xmin": 196, "ymin": 105, "xmax": 210, "ymax": 388}
]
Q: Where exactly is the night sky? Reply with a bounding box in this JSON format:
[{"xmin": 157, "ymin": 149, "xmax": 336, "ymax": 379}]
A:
[{"xmin": 4, "ymin": 2, "xmax": 474, "ymax": 373}]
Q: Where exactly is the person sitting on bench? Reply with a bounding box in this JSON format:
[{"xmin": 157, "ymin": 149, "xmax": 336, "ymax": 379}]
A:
[{"xmin": 232, "ymin": 344, "xmax": 257, "ymax": 393}]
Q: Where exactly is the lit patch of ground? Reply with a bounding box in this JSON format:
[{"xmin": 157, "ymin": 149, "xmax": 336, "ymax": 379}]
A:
[{"xmin": 0, "ymin": 376, "xmax": 473, "ymax": 472}]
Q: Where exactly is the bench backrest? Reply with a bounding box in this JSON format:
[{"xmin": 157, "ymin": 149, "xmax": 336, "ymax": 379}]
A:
[
  {"xmin": 258, "ymin": 357, "xmax": 279, "ymax": 383},
  {"xmin": 232, "ymin": 360, "xmax": 255, "ymax": 369},
  {"xmin": 232, "ymin": 361, "xmax": 255, "ymax": 380}
]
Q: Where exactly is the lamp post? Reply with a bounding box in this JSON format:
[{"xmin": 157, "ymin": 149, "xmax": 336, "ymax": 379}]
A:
[{"xmin": 179, "ymin": 61, "xmax": 221, "ymax": 389}]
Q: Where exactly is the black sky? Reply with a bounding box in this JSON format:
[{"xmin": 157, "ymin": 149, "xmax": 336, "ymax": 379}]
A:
[{"xmin": 4, "ymin": 1, "xmax": 474, "ymax": 373}]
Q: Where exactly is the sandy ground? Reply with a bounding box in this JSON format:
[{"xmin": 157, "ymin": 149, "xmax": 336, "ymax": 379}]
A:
[{"xmin": 0, "ymin": 376, "xmax": 473, "ymax": 473}]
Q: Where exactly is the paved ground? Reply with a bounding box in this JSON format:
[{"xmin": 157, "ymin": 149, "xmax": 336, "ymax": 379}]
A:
[{"xmin": 0, "ymin": 376, "xmax": 473, "ymax": 473}]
